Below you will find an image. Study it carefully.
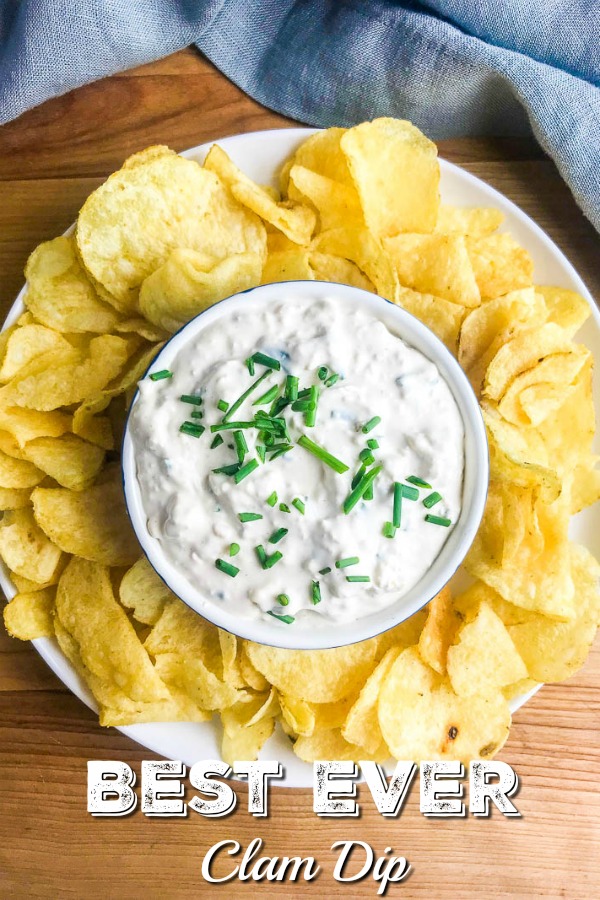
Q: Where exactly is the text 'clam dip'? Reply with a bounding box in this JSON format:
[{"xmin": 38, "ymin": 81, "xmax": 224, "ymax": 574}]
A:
[{"xmin": 129, "ymin": 296, "xmax": 465, "ymax": 627}]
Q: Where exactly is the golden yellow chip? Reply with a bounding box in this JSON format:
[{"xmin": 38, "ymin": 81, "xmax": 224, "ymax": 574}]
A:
[
  {"xmin": 261, "ymin": 249, "xmax": 315, "ymax": 284},
  {"xmin": 418, "ymin": 586, "xmax": 460, "ymax": 675},
  {"xmin": 447, "ymin": 601, "xmax": 528, "ymax": 696},
  {"xmin": 77, "ymin": 146, "xmax": 266, "ymax": 310},
  {"xmin": 384, "ymin": 234, "xmax": 480, "ymax": 307},
  {"xmin": 239, "ymin": 643, "xmax": 270, "ymax": 692},
  {"xmin": 31, "ymin": 468, "xmax": 139, "ymax": 566},
  {"xmin": 435, "ymin": 205, "xmax": 504, "ymax": 237},
  {"xmin": 342, "ymin": 647, "xmax": 401, "ymax": 753},
  {"xmin": 140, "ymin": 248, "xmax": 263, "ymax": 331},
  {"xmin": 3, "ymin": 587, "xmax": 55, "ymax": 639},
  {"xmin": 218, "ymin": 630, "xmax": 246, "ymax": 689},
  {"xmin": 245, "ymin": 638, "xmax": 379, "ymax": 703},
  {"xmin": 288, "ymin": 164, "xmax": 363, "ymax": 231},
  {"xmin": 24, "ymin": 236, "xmax": 121, "ymax": 333},
  {"xmin": 0, "ymin": 487, "xmax": 32, "ymax": 510},
  {"xmin": 312, "ymin": 227, "xmax": 398, "ymax": 300},
  {"xmin": 0, "ymin": 323, "xmax": 74, "ymax": 383},
  {"xmin": 283, "ymin": 128, "xmax": 353, "ymax": 188},
  {"xmin": 466, "ymin": 233, "xmax": 534, "ymax": 298},
  {"xmin": 221, "ymin": 694, "xmax": 277, "ymax": 766},
  {"xmin": 497, "ymin": 349, "xmax": 590, "ymax": 427},
  {"xmin": 395, "ymin": 285, "xmax": 465, "ymax": 353},
  {"xmin": 0, "ymin": 406, "xmax": 71, "ymax": 447},
  {"xmin": 293, "ymin": 728, "xmax": 389, "ymax": 763},
  {"xmin": 114, "ymin": 318, "xmax": 169, "ymax": 342},
  {"xmin": 309, "ymin": 252, "xmax": 374, "ymax": 292},
  {"xmin": 279, "ymin": 694, "xmax": 316, "ymax": 737},
  {"xmin": 144, "ymin": 597, "xmax": 223, "ymax": 677},
  {"xmin": 378, "ymin": 647, "xmax": 510, "ymax": 761},
  {"xmin": 483, "ymin": 323, "xmax": 576, "ymax": 402},
  {"xmin": 21, "ymin": 434, "xmax": 105, "ymax": 491},
  {"xmin": 204, "ymin": 144, "xmax": 316, "ymax": 245},
  {"xmin": 0, "ymin": 507, "xmax": 63, "ymax": 583},
  {"xmin": 341, "ymin": 118, "xmax": 439, "ymax": 237},
  {"xmin": 538, "ymin": 285, "xmax": 591, "ymax": 337},
  {"xmin": 0, "ymin": 448, "xmax": 44, "ymax": 489},
  {"xmin": 153, "ymin": 652, "xmax": 241, "ymax": 711},
  {"xmin": 119, "ymin": 557, "xmax": 173, "ymax": 625}
]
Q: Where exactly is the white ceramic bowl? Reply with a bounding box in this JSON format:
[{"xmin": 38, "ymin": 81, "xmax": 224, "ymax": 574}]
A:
[{"xmin": 122, "ymin": 280, "xmax": 489, "ymax": 650}]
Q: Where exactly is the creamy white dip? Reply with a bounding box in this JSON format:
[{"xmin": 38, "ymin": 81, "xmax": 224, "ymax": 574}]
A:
[{"xmin": 129, "ymin": 296, "xmax": 464, "ymax": 626}]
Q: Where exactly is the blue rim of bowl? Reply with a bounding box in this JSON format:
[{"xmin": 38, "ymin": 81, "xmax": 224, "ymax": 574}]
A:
[{"xmin": 121, "ymin": 279, "xmax": 489, "ymax": 650}]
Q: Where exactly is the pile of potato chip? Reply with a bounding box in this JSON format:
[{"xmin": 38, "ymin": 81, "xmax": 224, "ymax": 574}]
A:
[{"xmin": 2, "ymin": 118, "xmax": 599, "ymax": 764}]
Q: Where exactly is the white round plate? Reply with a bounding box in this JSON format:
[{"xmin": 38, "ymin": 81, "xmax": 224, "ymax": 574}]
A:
[{"xmin": 2, "ymin": 128, "xmax": 598, "ymax": 786}]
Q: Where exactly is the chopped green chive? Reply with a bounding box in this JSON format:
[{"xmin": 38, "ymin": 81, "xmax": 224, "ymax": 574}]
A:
[
  {"xmin": 291, "ymin": 398, "xmax": 315, "ymax": 412},
  {"xmin": 319, "ymin": 567, "xmax": 331, "ymax": 575},
  {"xmin": 238, "ymin": 512, "xmax": 263, "ymax": 522},
  {"xmin": 253, "ymin": 384, "xmax": 279, "ymax": 406},
  {"xmin": 292, "ymin": 497, "xmax": 305, "ymax": 515},
  {"xmin": 256, "ymin": 444, "xmax": 266, "ymax": 463},
  {"xmin": 217, "ymin": 399, "xmax": 229, "ymax": 413},
  {"xmin": 222, "ymin": 370, "xmax": 271, "ymax": 423},
  {"xmin": 367, "ymin": 438, "xmax": 379, "ymax": 450},
  {"xmin": 251, "ymin": 351, "xmax": 281, "ymax": 371},
  {"xmin": 343, "ymin": 465, "xmax": 383, "ymax": 514},
  {"xmin": 267, "ymin": 611, "xmax": 294, "ymax": 624},
  {"xmin": 382, "ymin": 521, "xmax": 396, "ymax": 539},
  {"xmin": 210, "ymin": 435, "xmax": 224, "ymax": 450},
  {"xmin": 212, "ymin": 463, "xmax": 240, "ymax": 476},
  {"xmin": 279, "ymin": 502, "xmax": 291, "ymax": 513},
  {"xmin": 210, "ymin": 420, "xmax": 255, "ymax": 432},
  {"xmin": 324, "ymin": 373, "xmax": 339, "ymax": 388},
  {"xmin": 233, "ymin": 430, "xmax": 248, "ymax": 464},
  {"xmin": 425, "ymin": 514, "xmax": 452, "ymax": 527},
  {"xmin": 149, "ymin": 369, "xmax": 172, "ymax": 381},
  {"xmin": 317, "ymin": 366, "xmax": 329, "ymax": 381},
  {"xmin": 401, "ymin": 484, "xmax": 419, "ymax": 501},
  {"xmin": 407, "ymin": 475, "xmax": 432, "ymax": 489},
  {"xmin": 351, "ymin": 463, "xmax": 367, "ymax": 489},
  {"xmin": 234, "ymin": 459, "xmax": 259, "ymax": 483},
  {"xmin": 255, "ymin": 544, "xmax": 267, "ymax": 566},
  {"xmin": 215, "ymin": 558, "xmax": 239, "ymax": 577},
  {"xmin": 393, "ymin": 482, "xmax": 403, "ymax": 528},
  {"xmin": 190, "ymin": 409, "xmax": 204, "ymax": 419},
  {"xmin": 359, "ymin": 449, "xmax": 375, "ymax": 465},
  {"xmin": 179, "ymin": 421, "xmax": 205, "ymax": 438},
  {"xmin": 229, "ymin": 543, "xmax": 240, "ymax": 557},
  {"xmin": 362, "ymin": 416, "xmax": 381, "ymax": 434},
  {"xmin": 364, "ymin": 483, "xmax": 374, "ymax": 501},
  {"xmin": 264, "ymin": 551, "xmax": 283, "ymax": 569},
  {"xmin": 335, "ymin": 556, "xmax": 360, "ymax": 569},
  {"xmin": 246, "ymin": 357, "xmax": 255, "ymax": 376},
  {"xmin": 268, "ymin": 527, "xmax": 288, "ymax": 544},
  {"xmin": 305, "ymin": 385, "xmax": 320, "ymax": 427},
  {"xmin": 270, "ymin": 396, "xmax": 290, "ymax": 416},
  {"xmin": 346, "ymin": 575, "xmax": 370, "ymax": 583},
  {"xmin": 285, "ymin": 375, "xmax": 299, "ymax": 401},
  {"xmin": 269, "ymin": 445, "xmax": 294, "ymax": 460},
  {"xmin": 297, "ymin": 435, "xmax": 349, "ymax": 474},
  {"xmin": 311, "ymin": 580, "xmax": 321, "ymax": 605},
  {"xmin": 423, "ymin": 491, "xmax": 443, "ymax": 509},
  {"xmin": 277, "ymin": 594, "xmax": 290, "ymax": 607},
  {"xmin": 180, "ymin": 394, "xmax": 202, "ymax": 405},
  {"xmin": 266, "ymin": 491, "xmax": 278, "ymax": 507}
]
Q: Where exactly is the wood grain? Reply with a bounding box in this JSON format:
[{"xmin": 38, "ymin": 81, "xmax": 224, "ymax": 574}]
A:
[{"xmin": 0, "ymin": 47, "xmax": 599, "ymax": 899}]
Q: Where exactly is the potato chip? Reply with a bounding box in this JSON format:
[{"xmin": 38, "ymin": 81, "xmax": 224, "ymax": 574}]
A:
[
  {"xmin": 145, "ymin": 597, "xmax": 223, "ymax": 678},
  {"xmin": 483, "ymin": 323, "xmax": 576, "ymax": 402},
  {"xmin": 508, "ymin": 544, "xmax": 600, "ymax": 682},
  {"xmin": 239, "ymin": 643, "xmax": 270, "ymax": 692},
  {"xmin": 418, "ymin": 586, "xmax": 461, "ymax": 675},
  {"xmin": 536, "ymin": 357, "xmax": 595, "ymax": 470},
  {"xmin": 218, "ymin": 630, "xmax": 246, "ymax": 689},
  {"xmin": 114, "ymin": 318, "xmax": 169, "ymax": 343},
  {"xmin": 283, "ymin": 128, "xmax": 353, "ymax": 187},
  {"xmin": 379, "ymin": 648, "xmax": 510, "ymax": 761},
  {"xmin": 153, "ymin": 652, "xmax": 241, "ymax": 711},
  {"xmin": 0, "ymin": 507, "xmax": 63, "ymax": 583},
  {"xmin": 0, "ymin": 324, "xmax": 75, "ymax": 383},
  {"xmin": 288, "ymin": 164, "xmax": 363, "ymax": 231},
  {"xmin": 0, "ymin": 448, "xmax": 44, "ymax": 489},
  {"xmin": 245, "ymin": 637, "xmax": 379, "ymax": 703},
  {"xmin": 375, "ymin": 608, "xmax": 428, "ymax": 656},
  {"xmin": 384, "ymin": 234, "xmax": 480, "ymax": 307},
  {"xmin": 21, "ymin": 434, "xmax": 105, "ymax": 491},
  {"xmin": 341, "ymin": 118, "xmax": 439, "ymax": 237},
  {"xmin": 140, "ymin": 248, "xmax": 263, "ymax": 332},
  {"xmin": 0, "ymin": 407, "xmax": 71, "ymax": 447},
  {"xmin": 3, "ymin": 587, "xmax": 55, "ymax": 639},
  {"xmin": 119, "ymin": 557, "xmax": 173, "ymax": 625},
  {"xmin": 342, "ymin": 647, "xmax": 401, "ymax": 753},
  {"xmin": 435, "ymin": 205, "xmax": 504, "ymax": 237},
  {"xmin": 312, "ymin": 227, "xmax": 398, "ymax": 300},
  {"xmin": 569, "ymin": 459, "xmax": 600, "ymax": 514},
  {"xmin": 310, "ymin": 695, "xmax": 359, "ymax": 732},
  {"xmin": 7, "ymin": 335, "xmax": 131, "ymax": 411},
  {"xmin": 221, "ymin": 704, "xmax": 276, "ymax": 766},
  {"xmin": 293, "ymin": 728, "xmax": 389, "ymax": 763},
  {"xmin": 466, "ymin": 233, "xmax": 534, "ymax": 298},
  {"xmin": 279, "ymin": 694, "xmax": 316, "ymax": 737},
  {"xmin": 77, "ymin": 146, "xmax": 266, "ymax": 310},
  {"xmin": 31, "ymin": 469, "xmax": 138, "ymax": 566},
  {"xmin": 447, "ymin": 602, "xmax": 528, "ymax": 697},
  {"xmin": 502, "ymin": 677, "xmax": 539, "ymax": 700},
  {"xmin": 308, "ymin": 252, "xmax": 374, "ymax": 292},
  {"xmin": 394, "ymin": 285, "xmax": 465, "ymax": 353},
  {"xmin": 261, "ymin": 249, "xmax": 315, "ymax": 284},
  {"xmin": 204, "ymin": 144, "xmax": 316, "ymax": 245},
  {"xmin": 453, "ymin": 580, "xmax": 536, "ymax": 628},
  {"xmin": 9, "ymin": 569, "xmax": 62, "ymax": 594},
  {"xmin": 538, "ymin": 285, "xmax": 591, "ymax": 337},
  {"xmin": 24, "ymin": 236, "xmax": 121, "ymax": 334},
  {"xmin": 498, "ymin": 349, "xmax": 590, "ymax": 427},
  {"xmin": 0, "ymin": 487, "xmax": 32, "ymax": 510}
]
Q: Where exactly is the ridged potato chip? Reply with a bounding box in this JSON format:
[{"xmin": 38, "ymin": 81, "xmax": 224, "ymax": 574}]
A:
[
  {"xmin": 309, "ymin": 252, "xmax": 374, "ymax": 292},
  {"xmin": 312, "ymin": 227, "xmax": 398, "ymax": 300},
  {"xmin": 261, "ymin": 248, "xmax": 315, "ymax": 284},
  {"xmin": 0, "ymin": 507, "xmax": 63, "ymax": 583},
  {"xmin": 435, "ymin": 205, "xmax": 504, "ymax": 237},
  {"xmin": 77, "ymin": 146, "xmax": 266, "ymax": 310},
  {"xmin": 384, "ymin": 234, "xmax": 480, "ymax": 307},
  {"xmin": 24, "ymin": 236, "xmax": 121, "ymax": 333},
  {"xmin": 418, "ymin": 586, "xmax": 461, "ymax": 675},
  {"xmin": 0, "ymin": 407, "xmax": 71, "ymax": 447},
  {"xmin": 140, "ymin": 248, "xmax": 263, "ymax": 332},
  {"xmin": 379, "ymin": 648, "xmax": 511, "ymax": 761},
  {"xmin": 466, "ymin": 233, "xmax": 534, "ymax": 298},
  {"xmin": 21, "ymin": 434, "xmax": 105, "ymax": 491},
  {"xmin": 342, "ymin": 647, "xmax": 401, "ymax": 753},
  {"xmin": 0, "ymin": 323, "xmax": 74, "ymax": 383},
  {"xmin": 0, "ymin": 487, "xmax": 32, "ymax": 509},
  {"xmin": 497, "ymin": 349, "xmax": 590, "ymax": 427},
  {"xmin": 288, "ymin": 164, "xmax": 363, "ymax": 231},
  {"xmin": 537, "ymin": 285, "xmax": 591, "ymax": 337},
  {"xmin": 31, "ymin": 469, "xmax": 138, "ymax": 566},
  {"xmin": 119, "ymin": 557, "xmax": 173, "ymax": 626},
  {"xmin": 0, "ymin": 448, "xmax": 44, "ymax": 489},
  {"xmin": 3, "ymin": 587, "xmax": 55, "ymax": 639},
  {"xmin": 341, "ymin": 118, "xmax": 439, "ymax": 237},
  {"xmin": 395, "ymin": 285, "xmax": 465, "ymax": 353},
  {"xmin": 294, "ymin": 727, "xmax": 389, "ymax": 762}
]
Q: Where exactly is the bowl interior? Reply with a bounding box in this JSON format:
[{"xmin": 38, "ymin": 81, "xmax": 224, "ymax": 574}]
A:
[{"xmin": 123, "ymin": 280, "xmax": 489, "ymax": 649}]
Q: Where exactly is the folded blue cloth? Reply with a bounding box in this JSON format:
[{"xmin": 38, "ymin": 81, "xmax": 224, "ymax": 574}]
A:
[{"xmin": 1, "ymin": 1, "xmax": 598, "ymax": 231}]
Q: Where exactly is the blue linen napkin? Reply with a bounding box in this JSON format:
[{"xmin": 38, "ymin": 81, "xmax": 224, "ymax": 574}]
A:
[{"xmin": 0, "ymin": 1, "xmax": 598, "ymax": 231}]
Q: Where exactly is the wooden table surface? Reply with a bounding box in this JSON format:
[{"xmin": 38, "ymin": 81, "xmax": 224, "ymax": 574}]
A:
[{"xmin": 0, "ymin": 49, "xmax": 599, "ymax": 899}]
